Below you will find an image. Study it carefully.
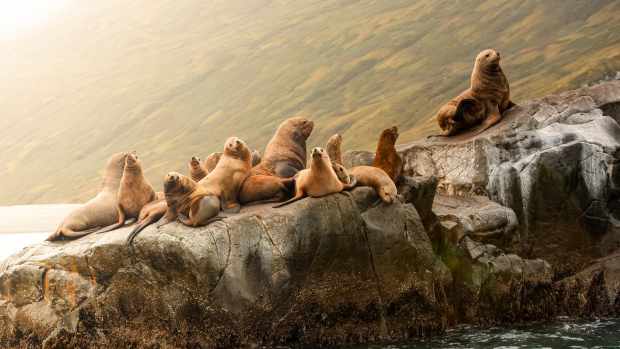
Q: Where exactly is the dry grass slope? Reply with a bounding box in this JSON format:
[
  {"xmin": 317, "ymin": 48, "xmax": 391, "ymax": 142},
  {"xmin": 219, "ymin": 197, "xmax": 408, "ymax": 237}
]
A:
[{"xmin": 1, "ymin": 0, "xmax": 619, "ymax": 204}]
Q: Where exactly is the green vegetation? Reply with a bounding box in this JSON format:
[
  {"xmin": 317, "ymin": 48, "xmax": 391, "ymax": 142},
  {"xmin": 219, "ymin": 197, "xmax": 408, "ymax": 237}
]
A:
[{"xmin": 1, "ymin": 0, "xmax": 619, "ymax": 204}]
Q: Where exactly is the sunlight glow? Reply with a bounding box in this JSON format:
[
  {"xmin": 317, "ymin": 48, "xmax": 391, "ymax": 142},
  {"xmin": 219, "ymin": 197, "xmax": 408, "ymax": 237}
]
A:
[{"xmin": 0, "ymin": 0, "xmax": 68, "ymax": 40}]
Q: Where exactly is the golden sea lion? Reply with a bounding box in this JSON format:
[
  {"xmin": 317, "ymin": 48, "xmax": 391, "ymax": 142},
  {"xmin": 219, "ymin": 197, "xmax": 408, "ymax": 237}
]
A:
[
  {"xmin": 199, "ymin": 137, "xmax": 252, "ymax": 213},
  {"xmin": 159, "ymin": 172, "xmax": 221, "ymax": 228},
  {"xmin": 434, "ymin": 49, "xmax": 514, "ymax": 138},
  {"xmin": 46, "ymin": 152, "xmax": 128, "ymax": 241},
  {"xmin": 372, "ymin": 126, "xmax": 402, "ymax": 183},
  {"xmin": 274, "ymin": 147, "xmax": 356, "ymax": 208},
  {"xmin": 93, "ymin": 152, "xmax": 157, "ymax": 234},
  {"xmin": 204, "ymin": 152, "xmax": 222, "ymax": 173},
  {"xmin": 349, "ymin": 166, "xmax": 398, "ymax": 204},
  {"xmin": 332, "ymin": 162, "xmax": 352, "ymax": 184},
  {"xmin": 326, "ymin": 134, "xmax": 343, "ymax": 165},
  {"xmin": 188, "ymin": 156, "xmax": 207, "ymax": 182}
]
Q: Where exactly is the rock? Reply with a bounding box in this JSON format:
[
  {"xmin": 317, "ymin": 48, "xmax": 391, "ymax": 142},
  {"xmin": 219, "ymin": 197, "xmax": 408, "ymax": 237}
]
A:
[
  {"xmin": 433, "ymin": 194, "xmax": 519, "ymax": 248},
  {"xmin": 400, "ymin": 80, "xmax": 620, "ymax": 273},
  {"xmin": 397, "ymin": 175, "xmax": 438, "ymax": 226},
  {"xmin": 443, "ymin": 237, "xmax": 554, "ymax": 323},
  {"xmin": 343, "ymin": 150, "xmax": 374, "ymax": 168},
  {"xmin": 0, "ymin": 187, "xmax": 451, "ymax": 347}
]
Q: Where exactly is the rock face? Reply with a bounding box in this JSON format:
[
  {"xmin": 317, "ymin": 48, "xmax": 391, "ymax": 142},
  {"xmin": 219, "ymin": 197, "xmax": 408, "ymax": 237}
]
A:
[
  {"xmin": 2, "ymin": 80, "xmax": 620, "ymax": 348},
  {"xmin": 400, "ymin": 80, "xmax": 620, "ymax": 273},
  {"xmin": 0, "ymin": 187, "xmax": 455, "ymax": 348}
]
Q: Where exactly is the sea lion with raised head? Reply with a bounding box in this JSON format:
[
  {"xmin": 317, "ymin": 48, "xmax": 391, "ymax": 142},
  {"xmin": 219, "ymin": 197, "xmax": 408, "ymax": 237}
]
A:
[
  {"xmin": 434, "ymin": 49, "xmax": 514, "ymax": 138},
  {"xmin": 188, "ymin": 156, "xmax": 207, "ymax": 182},
  {"xmin": 274, "ymin": 147, "xmax": 356, "ymax": 208},
  {"xmin": 239, "ymin": 117, "xmax": 314, "ymax": 204},
  {"xmin": 349, "ymin": 166, "xmax": 398, "ymax": 204},
  {"xmin": 252, "ymin": 116, "xmax": 314, "ymax": 177},
  {"xmin": 326, "ymin": 134, "xmax": 343, "ymax": 165},
  {"xmin": 46, "ymin": 152, "xmax": 128, "ymax": 241},
  {"xmin": 159, "ymin": 172, "xmax": 221, "ymax": 228},
  {"xmin": 204, "ymin": 152, "xmax": 222, "ymax": 173},
  {"xmin": 199, "ymin": 137, "xmax": 252, "ymax": 213},
  {"xmin": 372, "ymin": 126, "xmax": 402, "ymax": 183},
  {"xmin": 93, "ymin": 152, "xmax": 157, "ymax": 234}
]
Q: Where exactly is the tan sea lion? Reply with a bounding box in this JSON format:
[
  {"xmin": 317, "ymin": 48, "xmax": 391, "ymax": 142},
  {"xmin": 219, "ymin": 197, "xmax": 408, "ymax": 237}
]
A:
[
  {"xmin": 46, "ymin": 152, "xmax": 128, "ymax": 241},
  {"xmin": 274, "ymin": 147, "xmax": 356, "ymax": 208},
  {"xmin": 188, "ymin": 156, "xmax": 207, "ymax": 182},
  {"xmin": 326, "ymin": 134, "xmax": 343, "ymax": 165},
  {"xmin": 251, "ymin": 149, "xmax": 262, "ymax": 167},
  {"xmin": 159, "ymin": 172, "xmax": 221, "ymax": 227},
  {"xmin": 252, "ymin": 116, "xmax": 314, "ymax": 177},
  {"xmin": 349, "ymin": 166, "xmax": 398, "ymax": 204},
  {"xmin": 372, "ymin": 126, "xmax": 402, "ymax": 183},
  {"xmin": 332, "ymin": 162, "xmax": 352, "ymax": 184},
  {"xmin": 93, "ymin": 152, "xmax": 157, "ymax": 234},
  {"xmin": 434, "ymin": 49, "xmax": 514, "ymax": 138},
  {"xmin": 199, "ymin": 137, "xmax": 252, "ymax": 213},
  {"xmin": 204, "ymin": 152, "xmax": 222, "ymax": 173}
]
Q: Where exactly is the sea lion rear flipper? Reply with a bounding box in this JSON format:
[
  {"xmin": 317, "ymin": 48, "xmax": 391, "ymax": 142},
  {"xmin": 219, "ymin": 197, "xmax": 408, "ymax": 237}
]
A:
[
  {"xmin": 49, "ymin": 226, "xmax": 102, "ymax": 241},
  {"xmin": 273, "ymin": 193, "xmax": 305, "ymax": 208}
]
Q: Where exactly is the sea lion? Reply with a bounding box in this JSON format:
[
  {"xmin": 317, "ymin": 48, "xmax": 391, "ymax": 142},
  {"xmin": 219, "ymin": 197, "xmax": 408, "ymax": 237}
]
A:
[
  {"xmin": 199, "ymin": 137, "xmax": 252, "ymax": 213},
  {"xmin": 372, "ymin": 126, "xmax": 402, "ymax": 183},
  {"xmin": 204, "ymin": 152, "xmax": 222, "ymax": 173},
  {"xmin": 188, "ymin": 156, "xmax": 207, "ymax": 182},
  {"xmin": 239, "ymin": 117, "xmax": 314, "ymax": 204},
  {"xmin": 326, "ymin": 134, "xmax": 343, "ymax": 165},
  {"xmin": 434, "ymin": 49, "xmax": 514, "ymax": 138},
  {"xmin": 159, "ymin": 172, "xmax": 221, "ymax": 227},
  {"xmin": 332, "ymin": 162, "xmax": 353, "ymax": 184},
  {"xmin": 252, "ymin": 116, "xmax": 314, "ymax": 177},
  {"xmin": 93, "ymin": 152, "xmax": 157, "ymax": 234},
  {"xmin": 349, "ymin": 166, "xmax": 398, "ymax": 204},
  {"xmin": 46, "ymin": 152, "xmax": 128, "ymax": 241},
  {"xmin": 251, "ymin": 150, "xmax": 262, "ymax": 167},
  {"xmin": 274, "ymin": 147, "xmax": 356, "ymax": 208}
]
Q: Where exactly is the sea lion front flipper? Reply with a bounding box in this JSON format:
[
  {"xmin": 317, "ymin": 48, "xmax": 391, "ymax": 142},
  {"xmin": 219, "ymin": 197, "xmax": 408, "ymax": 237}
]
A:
[
  {"xmin": 473, "ymin": 105, "xmax": 502, "ymax": 136},
  {"xmin": 342, "ymin": 175, "xmax": 357, "ymax": 190},
  {"xmin": 274, "ymin": 162, "xmax": 299, "ymax": 178},
  {"xmin": 454, "ymin": 98, "xmax": 478, "ymax": 123}
]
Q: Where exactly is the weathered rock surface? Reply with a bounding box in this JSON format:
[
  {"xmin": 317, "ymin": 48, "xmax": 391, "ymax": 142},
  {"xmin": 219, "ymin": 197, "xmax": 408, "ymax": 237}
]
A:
[
  {"xmin": 400, "ymin": 80, "xmax": 620, "ymax": 273},
  {"xmin": 0, "ymin": 187, "xmax": 455, "ymax": 348}
]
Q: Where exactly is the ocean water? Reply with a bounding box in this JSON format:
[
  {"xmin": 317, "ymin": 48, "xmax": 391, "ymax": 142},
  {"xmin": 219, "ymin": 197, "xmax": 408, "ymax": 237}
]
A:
[
  {"xmin": 0, "ymin": 232, "xmax": 48, "ymax": 261},
  {"xmin": 364, "ymin": 318, "xmax": 620, "ymax": 349}
]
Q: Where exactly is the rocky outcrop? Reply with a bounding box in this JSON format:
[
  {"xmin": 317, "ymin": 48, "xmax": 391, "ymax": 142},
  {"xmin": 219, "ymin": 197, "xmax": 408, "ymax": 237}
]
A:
[
  {"xmin": 399, "ymin": 80, "xmax": 620, "ymax": 273},
  {"xmin": 2, "ymin": 80, "xmax": 620, "ymax": 348}
]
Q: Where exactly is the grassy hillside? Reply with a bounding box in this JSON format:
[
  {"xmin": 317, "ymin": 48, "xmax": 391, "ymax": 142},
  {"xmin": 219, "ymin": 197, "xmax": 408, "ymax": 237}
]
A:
[{"xmin": 1, "ymin": 0, "xmax": 619, "ymax": 204}]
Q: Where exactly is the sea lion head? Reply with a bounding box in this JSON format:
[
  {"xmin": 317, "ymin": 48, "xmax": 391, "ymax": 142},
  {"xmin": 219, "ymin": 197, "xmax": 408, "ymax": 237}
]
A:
[
  {"xmin": 125, "ymin": 152, "xmax": 141, "ymax": 169},
  {"xmin": 224, "ymin": 137, "xmax": 251, "ymax": 161},
  {"xmin": 284, "ymin": 116, "xmax": 314, "ymax": 141},
  {"xmin": 328, "ymin": 133, "xmax": 342, "ymax": 146},
  {"xmin": 379, "ymin": 185, "xmax": 398, "ymax": 204},
  {"xmin": 310, "ymin": 147, "xmax": 330, "ymax": 166},
  {"xmin": 380, "ymin": 126, "xmax": 399, "ymax": 145},
  {"xmin": 189, "ymin": 156, "xmax": 201, "ymax": 169},
  {"xmin": 332, "ymin": 162, "xmax": 350, "ymax": 183},
  {"xmin": 475, "ymin": 49, "xmax": 501, "ymax": 70}
]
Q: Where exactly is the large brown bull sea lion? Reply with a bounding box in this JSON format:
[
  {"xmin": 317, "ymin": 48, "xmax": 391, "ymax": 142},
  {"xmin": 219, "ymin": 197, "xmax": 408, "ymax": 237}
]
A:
[
  {"xmin": 46, "ymin": 152, "xmax": 128, "ymax": 241},
  {"xmin": 239, "ymin": 117, "xmax": 314, "ymax": 204},
  {"xmin": 274, "ymin": 147, "xmax": 356, "ymax": 208},
  {"xmin": 434, "ymin": 49, "xmax": 514, "ymax": 138}
]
